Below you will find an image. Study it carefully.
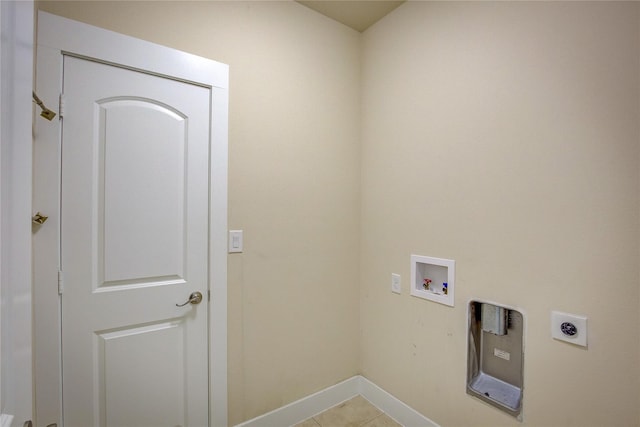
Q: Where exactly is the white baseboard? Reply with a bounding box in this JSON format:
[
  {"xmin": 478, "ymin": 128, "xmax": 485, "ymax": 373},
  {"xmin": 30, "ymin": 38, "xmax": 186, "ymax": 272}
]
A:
[
  {"xmin": 234, "ymin": 376, "xmax": 360, "ymax": 427},
  {"xmin": 233, "ymin": 375, "xmax": 439, "ymax": 427},
  {"xmin": 0, "ymin": 414, "xmax": 14, "ymax": 427},
  {"xmin": 357, "ymin": 377, "xmax": 439, "ymax": 427}
]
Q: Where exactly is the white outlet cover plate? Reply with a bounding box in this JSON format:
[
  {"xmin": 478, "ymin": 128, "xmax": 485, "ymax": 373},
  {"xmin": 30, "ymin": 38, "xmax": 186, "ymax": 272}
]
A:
[
  {"xmin": 551, "ymin": 311, "xmax": 587, "ymax": 347},
  {"xmin": 391, "ymin": 273, "xmax": 401, "ymax": 294}
]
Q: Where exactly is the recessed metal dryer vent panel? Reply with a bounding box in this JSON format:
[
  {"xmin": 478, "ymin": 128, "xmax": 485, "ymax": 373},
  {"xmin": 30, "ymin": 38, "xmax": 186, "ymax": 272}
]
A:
[{"xmin": 467, "ymin": 301, "xmax": 524, "ymax": 420}]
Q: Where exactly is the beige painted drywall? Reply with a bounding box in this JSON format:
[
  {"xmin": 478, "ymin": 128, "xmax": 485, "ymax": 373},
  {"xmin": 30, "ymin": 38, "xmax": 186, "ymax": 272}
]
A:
[
  {"xmin": 361, "ymin": 2, "xmax": 639, "ymax": 426},
  {"xmin": 37, "ymin": 1, "xmax": 362, "ymax": 424},
  {"xmin": 36, "ymin": 1, "xmax": 640, "ymax": 426}
]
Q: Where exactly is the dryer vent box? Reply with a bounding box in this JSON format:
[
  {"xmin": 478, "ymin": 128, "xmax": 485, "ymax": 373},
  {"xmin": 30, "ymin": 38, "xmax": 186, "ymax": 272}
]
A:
[{"xmin": 467, "ymin": 301, "xmax": 524, "ymax": 421}]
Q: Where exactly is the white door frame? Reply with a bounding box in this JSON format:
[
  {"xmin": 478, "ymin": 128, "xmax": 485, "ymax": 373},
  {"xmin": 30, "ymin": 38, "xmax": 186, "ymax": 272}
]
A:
[
  {"xmin": 33, "ymin": 11, "xmax": 228, "ymax": 427},
  {"xmin": 0, "ymin": 1, "xmax": 34, "ymax": 426}
]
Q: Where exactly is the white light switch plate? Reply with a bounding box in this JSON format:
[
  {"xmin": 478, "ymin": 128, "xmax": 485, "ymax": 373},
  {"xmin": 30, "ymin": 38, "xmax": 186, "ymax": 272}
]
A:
[
  {"xmin": 391, "ymin": 273, "xmax": 401, "ymax": 294},
  {"xmin": 229, "ymin": 230, "xmax": 243, "ymax": 253},
  {"xmin": 551, "ymin": 311, "xmax": 587, "ymax": 347}
]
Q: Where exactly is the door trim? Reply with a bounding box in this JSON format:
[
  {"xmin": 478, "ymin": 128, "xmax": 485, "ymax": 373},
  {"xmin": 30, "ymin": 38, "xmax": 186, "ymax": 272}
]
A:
[
  {"xmin": 33, "ymin": 11, "xmax": 228, "ymax": 427},
  {"xmin": 1, "ymin": 1, "xmax": 34, "ymax": 424}
]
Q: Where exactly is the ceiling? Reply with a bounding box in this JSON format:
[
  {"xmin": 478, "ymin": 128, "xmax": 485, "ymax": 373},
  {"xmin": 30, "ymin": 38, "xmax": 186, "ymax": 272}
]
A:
[{"xmin": 296, "ymin": 1, "xmax": 405, "ymax": 32}]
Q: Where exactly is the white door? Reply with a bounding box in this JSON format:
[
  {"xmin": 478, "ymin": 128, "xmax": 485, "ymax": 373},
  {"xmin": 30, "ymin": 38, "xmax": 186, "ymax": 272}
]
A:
[{"xmin": 61, "ymin": 55, "xmax": 210, "ymax": 427}]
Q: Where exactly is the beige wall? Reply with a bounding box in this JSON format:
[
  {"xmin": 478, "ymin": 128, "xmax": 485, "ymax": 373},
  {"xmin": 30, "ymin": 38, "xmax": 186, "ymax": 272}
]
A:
[
  {"xmin": 37, "ymin": 1, "xmax": 640, "ymax": 426},
  {"xmin": 361, "ymin": 2, "xmax": 640, "ymax": 426},
  {"xmin": 37, "ymin": 1, "xmax": 361, "ymax": 424}
]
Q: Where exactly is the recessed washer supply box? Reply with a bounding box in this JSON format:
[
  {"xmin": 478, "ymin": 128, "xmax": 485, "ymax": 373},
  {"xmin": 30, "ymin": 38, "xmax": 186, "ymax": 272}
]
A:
[{"xmin": 410, "ymin": 255, "xmax": 455, "ymax": 307}]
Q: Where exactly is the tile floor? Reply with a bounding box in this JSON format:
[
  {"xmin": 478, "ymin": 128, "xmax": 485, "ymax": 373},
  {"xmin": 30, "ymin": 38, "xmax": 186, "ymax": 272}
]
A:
[{"xmin": 294, "ymin": 395, "xmax": 402, "ymax": 427}]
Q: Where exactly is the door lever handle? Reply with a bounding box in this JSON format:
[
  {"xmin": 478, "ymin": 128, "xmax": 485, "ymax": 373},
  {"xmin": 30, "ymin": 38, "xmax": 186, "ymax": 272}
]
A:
[{"xmin": 176, "ymin": 291, "xmax": 203, "ymax": 307}]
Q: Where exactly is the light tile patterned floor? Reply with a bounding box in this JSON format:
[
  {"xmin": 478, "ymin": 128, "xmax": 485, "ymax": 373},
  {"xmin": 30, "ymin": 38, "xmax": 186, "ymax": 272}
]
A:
[{"xmin": 294, "ymin": 395, "xmax": 402, "ymax": 427}]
